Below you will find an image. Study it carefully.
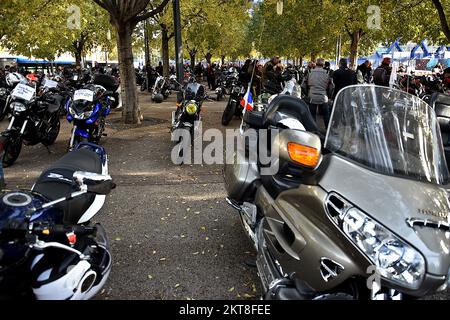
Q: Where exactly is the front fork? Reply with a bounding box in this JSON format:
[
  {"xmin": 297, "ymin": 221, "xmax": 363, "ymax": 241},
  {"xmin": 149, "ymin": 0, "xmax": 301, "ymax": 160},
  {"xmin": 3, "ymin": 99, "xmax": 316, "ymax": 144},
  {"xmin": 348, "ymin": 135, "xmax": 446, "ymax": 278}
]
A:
[
  {"xmin": 7, "ymin": 116, "xmax": 28, "ymax": 135},
  {"xmin": 69, "ymin": 125, "xmax": 78, "ymax": 150}
]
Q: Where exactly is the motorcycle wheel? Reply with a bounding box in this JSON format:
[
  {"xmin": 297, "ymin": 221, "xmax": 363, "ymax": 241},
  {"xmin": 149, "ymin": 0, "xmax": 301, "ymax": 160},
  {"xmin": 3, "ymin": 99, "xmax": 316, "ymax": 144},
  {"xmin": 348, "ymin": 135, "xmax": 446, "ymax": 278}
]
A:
[
  {"xmin": 140, "ymin": 82, "xmax": 147, "ymax": 92},
  {"xmin": 222, "ymin": 98, "xmax": 237, "ymax": 126},
  {"xmin": 2, "ymin": 136, "xmax": 23, "ymax": 167},
  {"xmin": 216, "ymin": 93, "xmax": 222, "ymax": 101},
  {"xmin": 42, "ymin": 116, "xmax": 60, "ymax": 147}
]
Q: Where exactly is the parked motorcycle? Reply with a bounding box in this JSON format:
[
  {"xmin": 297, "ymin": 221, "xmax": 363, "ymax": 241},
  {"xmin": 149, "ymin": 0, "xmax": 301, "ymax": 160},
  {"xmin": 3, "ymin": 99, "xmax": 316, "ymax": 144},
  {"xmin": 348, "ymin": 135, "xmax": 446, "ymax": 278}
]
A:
[
  {"xmin": 152, "ymin": 73, "xmax": 171, "ymax": 102},
  {"xmin": 1, "ymin": 80, "xmax": 61, "ymax": 167},
  {"xmin": 216, "ymin": 70, "xmax": 239, "ymax": 102},
  {"xmin": 0, "ymin": 73, "xmax": 27, "ymax": 121},
  {"xmin": 221, "ymin": 82, "xmax": 246, "ymax": 126},
  {"xmin": 66, "ymin": 74, "xmax": 119, "ymax": 150},
  {"xmin": 225, "ymin": 85, "xmax": 450, "ymax": 300},
  {"xmin": 171, "ymin": 79, "xmax": 205, "ymax": 161},
  {"xmin": 0, "ymin": 143, "xmax": 115, "ymax": 300}
]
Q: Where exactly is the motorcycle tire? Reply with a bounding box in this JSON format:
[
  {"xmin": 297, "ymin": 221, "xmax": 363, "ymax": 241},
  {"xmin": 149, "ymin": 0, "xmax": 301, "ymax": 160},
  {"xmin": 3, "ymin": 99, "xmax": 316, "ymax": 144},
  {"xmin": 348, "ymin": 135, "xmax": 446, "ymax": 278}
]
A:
[
  {"xmin": 217, "ymin": 93, "xmax": 222, "ymax": 101},
  {"xmin": 42, "ymin": 117, "xmax": 61, "ymax": 147},
  {"xmin": 2, "ymin": 136, "xmax": 23, "ymax": 167},
  {"xmin": 163, "ymin": 90, "xmax": 170, "ymax": 99},
  {"xmin": 140, "ymin": 82, "xmax": 147, "ymax": 92},
  {"xmin": 222, "ymin": 98, "xmax": 237, "ymax": 126}
]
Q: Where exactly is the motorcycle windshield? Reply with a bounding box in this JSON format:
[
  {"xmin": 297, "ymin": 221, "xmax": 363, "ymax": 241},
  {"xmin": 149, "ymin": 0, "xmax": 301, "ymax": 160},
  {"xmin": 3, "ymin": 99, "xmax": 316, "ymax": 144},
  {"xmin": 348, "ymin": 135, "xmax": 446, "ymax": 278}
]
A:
[
  {"xmin": 185, "ymin": 83, "xmax": 204, "ymax": 101},
  {"xmin": 325, "ymin": 85, "xmax": 449, "ymax": 185}
]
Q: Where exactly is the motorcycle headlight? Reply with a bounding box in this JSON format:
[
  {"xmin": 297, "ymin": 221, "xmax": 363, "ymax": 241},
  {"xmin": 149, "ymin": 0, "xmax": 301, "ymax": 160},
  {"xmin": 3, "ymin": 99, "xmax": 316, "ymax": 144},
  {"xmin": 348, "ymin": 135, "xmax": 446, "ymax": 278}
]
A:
[
  {"xmin": 185, "ymin": 102, "xmax": 198, "ymax": 116},
  {"xmin": 69, "ymin": 107, "xmax": 92, "ymax": 120},
  {"xmin": 11, "ymin": 102, "xmax": 26, "ymax": 112},
  {"xmin": 335, "ymin": 207, "xmax": 425, "ymax": 290}
]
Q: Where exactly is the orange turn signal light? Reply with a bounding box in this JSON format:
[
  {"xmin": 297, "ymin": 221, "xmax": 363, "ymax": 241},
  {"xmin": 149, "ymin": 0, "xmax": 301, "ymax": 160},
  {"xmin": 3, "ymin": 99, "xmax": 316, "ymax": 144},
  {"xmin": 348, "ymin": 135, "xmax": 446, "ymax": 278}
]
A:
[{"xmin": 287, "ymin": 142, "xmax": 320, "ymax": 168}]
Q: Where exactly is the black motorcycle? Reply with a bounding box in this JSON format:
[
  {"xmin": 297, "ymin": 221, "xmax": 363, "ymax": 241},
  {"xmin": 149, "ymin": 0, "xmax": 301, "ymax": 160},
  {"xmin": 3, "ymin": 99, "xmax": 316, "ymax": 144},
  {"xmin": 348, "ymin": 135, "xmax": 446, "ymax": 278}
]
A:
[
  {"xmin": 171, "ymin": 79, "xmax": 205, "ymax": 162},
  {"xmin": 221, "ymin": 82, "xmax": 246, "ymax": 126},
  {"xmin": 2, "ymin": 82, "xmax": 61, "ymax": 167},
  {"xmin": 0, "ymin": 86, "xmax": 11, "ymax": 122}
]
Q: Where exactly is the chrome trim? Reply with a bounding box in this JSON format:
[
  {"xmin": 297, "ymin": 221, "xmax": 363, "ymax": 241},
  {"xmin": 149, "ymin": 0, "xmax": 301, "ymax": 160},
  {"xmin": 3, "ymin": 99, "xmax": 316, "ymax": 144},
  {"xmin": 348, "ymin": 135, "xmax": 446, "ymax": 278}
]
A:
[
  {"xmin": 320, "ymin": 257, "xmax": 344, "ymax": 282},
  {"xmin": 3, "ymin": 192, "xmax": 33, "ymax": 207},
  {"xmin": 406, "ymin": 218, "xmax": 450, "ymax": 232},
  {"xmin": 20, "ymin": 119, "xmax": 28, "ymax": 135},
  {"xmin": 7, "ymin": 117, "xmax": 15, "ymax": 130}
]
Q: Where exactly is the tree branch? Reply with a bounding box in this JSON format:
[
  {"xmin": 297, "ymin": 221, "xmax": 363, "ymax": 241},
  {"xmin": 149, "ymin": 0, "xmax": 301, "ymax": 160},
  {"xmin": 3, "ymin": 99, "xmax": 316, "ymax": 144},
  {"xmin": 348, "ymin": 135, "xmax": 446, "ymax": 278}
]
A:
[
  {"xmin": 431, "ymin": 0, "xmax": 450, "ymax": 42},
  {"xmin": 134, "ymin": 0, "xmax": 170, "ymax": 23}
]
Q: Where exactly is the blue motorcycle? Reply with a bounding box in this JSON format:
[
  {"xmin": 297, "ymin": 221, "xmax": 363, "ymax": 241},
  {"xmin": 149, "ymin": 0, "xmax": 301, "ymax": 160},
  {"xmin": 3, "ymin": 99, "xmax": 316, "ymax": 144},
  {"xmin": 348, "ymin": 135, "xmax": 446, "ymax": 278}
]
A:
[
  {"xmin": 66, "ymin": 74, "xmax": 119, "ymax": 150},
  {"xmin": 0, "ymin": 143, "xmax": 115, "ymax": 300}
]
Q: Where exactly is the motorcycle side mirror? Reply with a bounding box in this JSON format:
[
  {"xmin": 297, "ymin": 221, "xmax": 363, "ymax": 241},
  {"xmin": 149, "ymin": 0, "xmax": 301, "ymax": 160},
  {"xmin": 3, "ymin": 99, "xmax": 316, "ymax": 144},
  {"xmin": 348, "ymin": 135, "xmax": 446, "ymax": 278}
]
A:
[
  {"xmin": 273, "ymin": 129, "xmax": 322, "ymax": 172},
  {"xmin": 73, "ymin": 171, "xmax": 116, "ymax": 195}
]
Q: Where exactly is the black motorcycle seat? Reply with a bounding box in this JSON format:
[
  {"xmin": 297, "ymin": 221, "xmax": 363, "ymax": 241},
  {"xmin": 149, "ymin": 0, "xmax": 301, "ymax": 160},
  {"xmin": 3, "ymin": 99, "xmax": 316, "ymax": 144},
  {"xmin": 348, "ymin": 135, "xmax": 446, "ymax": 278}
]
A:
[
  {"xmin": 45, "ymin": 101, "xmax": 60, "ymax": 114},
  {"xmin": 33, "ymin": 149, "xmax": 103, "ymax": 224},
  {"xmin": 263, "ymin": 95, "xmax": 320, "ymax": 133},
  {"xmin": 431, "ymin": 93, "xmax": 450, "ymax": 135},
  {"xmin": 93, "ymin": 74, "xmax": 119, "ymax": 92}
]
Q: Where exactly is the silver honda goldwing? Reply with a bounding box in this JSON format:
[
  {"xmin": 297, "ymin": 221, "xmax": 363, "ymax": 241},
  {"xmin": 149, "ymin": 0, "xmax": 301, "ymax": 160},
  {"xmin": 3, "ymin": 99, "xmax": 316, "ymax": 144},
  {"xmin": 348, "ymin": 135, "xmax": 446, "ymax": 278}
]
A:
[{"xmin": 225, "ymin": 85, "xmax": 450, "ymax": 300}]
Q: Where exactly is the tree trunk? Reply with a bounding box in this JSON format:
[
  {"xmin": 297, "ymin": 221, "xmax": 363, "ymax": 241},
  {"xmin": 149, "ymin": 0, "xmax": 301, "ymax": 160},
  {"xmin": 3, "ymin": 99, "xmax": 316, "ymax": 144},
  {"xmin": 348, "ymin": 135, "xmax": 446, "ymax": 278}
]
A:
[
  {"xmin": 189, "ymin": 51, "xmax": 196, "ymax": 69},
  {"xmin": 205, "ymin": 52, "xmax": 212, "ymax": 65},
  {"xmin": 310, "ymin": 52, "xmax": 317, "ymax": 62},
  {"xmin": 73, "ymin": 40, "xmax": 84, "ymax": 67},
  {"xmin": 161, "ymin": 25, "xmax": 170, "ymax": 77},
  {"xmin": 432, "ymin": 0, "xmax": 450, "ymax": 42},
  {"xmin": 117, "ymin": 22, "xmax": 141, "ymax": 124},
  {"xmin": 349, "ymin": 30, "xmax": 362, "ymax": 70},
  {"xmin": 75, "ymin": 51, "xmax": 82, "ymax": 68},
  {"xmin": 221, "ymin": 55, "xmax": 225, "ymax": 66}
]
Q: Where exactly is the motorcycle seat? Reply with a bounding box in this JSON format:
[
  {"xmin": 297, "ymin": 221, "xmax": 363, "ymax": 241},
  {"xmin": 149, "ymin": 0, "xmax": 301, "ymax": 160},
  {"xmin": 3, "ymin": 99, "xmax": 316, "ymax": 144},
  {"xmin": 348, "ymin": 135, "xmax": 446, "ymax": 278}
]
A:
[
  {"xmin": 431, "ymin": 93, "xmax": 450, "ymax": 135},
  {"xmin": 263, "ymin": 95, "xmax": 320, "ymax": 133},
  {"xmin": 33, "ymin": 148, "xmax": 103, "ymax": 224}
]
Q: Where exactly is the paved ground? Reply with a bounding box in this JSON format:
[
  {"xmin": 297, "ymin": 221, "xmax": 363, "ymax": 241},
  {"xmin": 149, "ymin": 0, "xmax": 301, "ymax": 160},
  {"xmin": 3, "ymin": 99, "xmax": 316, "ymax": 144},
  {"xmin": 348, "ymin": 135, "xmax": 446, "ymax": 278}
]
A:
[
  {"xmin": 2, "ymin": 88, "xmax": 449, "ymax": 300},
  {"xmin": 1, "ymin": 88, "xmax": 260, "ymax": 300}
]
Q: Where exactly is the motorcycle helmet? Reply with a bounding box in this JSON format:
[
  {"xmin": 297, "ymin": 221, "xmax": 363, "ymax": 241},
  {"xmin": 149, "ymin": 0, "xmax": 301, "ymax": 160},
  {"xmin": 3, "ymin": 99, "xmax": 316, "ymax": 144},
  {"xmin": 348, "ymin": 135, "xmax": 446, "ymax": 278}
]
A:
[
  {"xmin": 153, "ymin": 93, "xmax": 164, "ymax": 103},
  {"xmin": 26, "ymin": 73, "xmax": 39, "ymax": 83},
  {"xmin": 5, "ymin": 72, "xmax": 25, "ymax": 88},
  {"xmin": 30, "ymin": 224, "xmax": 111, "ymax": 300}
]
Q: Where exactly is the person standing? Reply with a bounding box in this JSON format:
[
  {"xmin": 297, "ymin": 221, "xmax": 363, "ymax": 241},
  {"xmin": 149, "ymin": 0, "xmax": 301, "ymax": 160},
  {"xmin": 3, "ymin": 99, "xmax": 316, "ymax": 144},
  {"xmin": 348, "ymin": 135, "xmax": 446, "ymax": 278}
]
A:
[
  {"xmin": 156, "ymin": 61, "xmax": 163, "ymax": 76},
  {"xmin": 373, "ymin": 57, "xmax": 392, "ymax": 87},
  {"xmin": 357, "ymin": 60, "xmax": 372, "ymax": 84},
  {"xmin": 443, "ymin": 67, "xmax": 450, "ymax": 95},
  {"xmin": 207, "ymin": 63, "xmax": 217, "ymax": 90},
  {"xmin": 307, "ymin": 58, "xmax": 333, "ymax": 128},
  {"xmin": 332, "ymin": 58, "xmax": 357, "ymax": 99},
  {"xmin": 324, "ymin": 61, "xmax": 334, "ymax": 77}
]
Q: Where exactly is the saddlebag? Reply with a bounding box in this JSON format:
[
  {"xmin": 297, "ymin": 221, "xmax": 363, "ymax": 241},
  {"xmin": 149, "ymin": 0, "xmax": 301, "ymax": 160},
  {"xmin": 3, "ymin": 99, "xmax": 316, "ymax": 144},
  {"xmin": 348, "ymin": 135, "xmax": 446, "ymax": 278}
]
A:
[{"xmin": 224, "ymin": 152, "xmax": 260, "ymax": 203}]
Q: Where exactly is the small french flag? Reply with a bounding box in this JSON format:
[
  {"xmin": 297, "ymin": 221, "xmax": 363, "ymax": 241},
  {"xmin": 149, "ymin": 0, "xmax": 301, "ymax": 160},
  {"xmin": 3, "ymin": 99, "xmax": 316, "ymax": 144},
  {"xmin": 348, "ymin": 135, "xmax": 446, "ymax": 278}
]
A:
[{"xmin": 240, "ymin": 86, "xmax": 254, "ymax": 114}]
